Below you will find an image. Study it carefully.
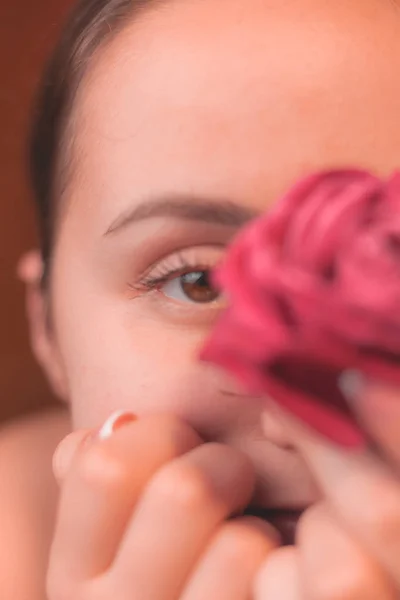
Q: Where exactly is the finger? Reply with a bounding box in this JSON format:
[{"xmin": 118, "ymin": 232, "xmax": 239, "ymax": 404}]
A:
[
  {"xmin": 48, "ymin": 413, "xmax": 201, "ymax": 587},
  {"xmin": 52, "ymin": 411, "xmax": 138, "ymax": 482},
  {"xmin": 52, "ymin": 429, "xmax": 92, "ymax": 483},
  {"xmin": 254, "ymin": 546, "xmax": 302, "ymax": 600},
  {"xmin": 181, "ymin": 517, "xmax": 278, "ymax": 600},
  {"xmin": 298, "ymin": 503, "xmax": 397, "ymax": 600},
  {"xmin": 111, "ymin": 443, "xmax": 255, "ymax": 600},
  {"xmin": 265, "ymin": 404, "xmax": 400, "ymax": 588},
  {"xmin": 340, "ymin": 371, "xmax": 400, "ymax": 469}
]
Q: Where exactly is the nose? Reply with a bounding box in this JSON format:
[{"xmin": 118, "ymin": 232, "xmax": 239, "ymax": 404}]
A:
[
  {"xmin": 259, "ymin": 405, "xmax": 296, "ymax": 451},
  {"xmin": 220, "ymin": 386, "xmax": 296, "ymax": 451}
]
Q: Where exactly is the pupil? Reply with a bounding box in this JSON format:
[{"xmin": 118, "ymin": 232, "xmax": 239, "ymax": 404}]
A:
[{"xmin": 181, "ymin": 271, "xmax": 218, "ymax": 303}]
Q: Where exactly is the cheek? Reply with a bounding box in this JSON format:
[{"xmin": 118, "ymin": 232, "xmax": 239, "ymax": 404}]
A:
[
  {"xmin": 51, "ymin": 283, "xmax": 221, "ymax": 429},
  {"xmin": 50, "ymin": 252, "xmax": 256, "ymax": 433}
]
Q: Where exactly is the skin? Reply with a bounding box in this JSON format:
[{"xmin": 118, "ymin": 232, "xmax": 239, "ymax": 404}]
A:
[
  {"xmin": 11, "ymin": 0, "xmax": 400, "ymax": 597},
  {"xmin": 40, "ymin": 0, "xmax": 400, "ymax": 504}
]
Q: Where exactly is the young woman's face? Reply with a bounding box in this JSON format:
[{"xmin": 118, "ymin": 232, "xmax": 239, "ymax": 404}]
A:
[{"xmin": 44, "ymin": 0, "xmax": 400, "ymax": 508}]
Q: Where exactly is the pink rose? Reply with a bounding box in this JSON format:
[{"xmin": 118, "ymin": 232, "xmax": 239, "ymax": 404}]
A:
[{"xmin": 201, "ymin": 170, "xmax": 400, "ymax": 448}]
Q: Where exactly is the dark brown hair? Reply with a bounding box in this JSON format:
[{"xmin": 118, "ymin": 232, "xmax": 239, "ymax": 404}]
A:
[{"xmin": 29, "ymin": 0, "xmax": 162, "ymax": 276}]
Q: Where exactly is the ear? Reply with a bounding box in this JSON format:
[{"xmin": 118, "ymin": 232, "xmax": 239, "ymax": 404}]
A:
[{"xmin": 18, "ymin": 250, "xmax": 68, "ymax": 401}]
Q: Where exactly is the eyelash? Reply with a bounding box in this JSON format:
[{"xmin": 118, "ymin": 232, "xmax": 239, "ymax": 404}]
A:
[{"xmin": 132, "ymin": 251, "xmax": 215, "ymax": 293}]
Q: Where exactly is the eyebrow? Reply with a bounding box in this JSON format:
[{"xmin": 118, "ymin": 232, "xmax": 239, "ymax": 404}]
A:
[{"xmin": 104, "ymin": 196, "xmax": 258, "ymax": 236}]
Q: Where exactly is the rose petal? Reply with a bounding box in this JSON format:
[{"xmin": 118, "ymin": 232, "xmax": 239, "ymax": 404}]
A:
[{"xmin": 200, "ymin": 169, "xmax": 400, "ymax": 442}]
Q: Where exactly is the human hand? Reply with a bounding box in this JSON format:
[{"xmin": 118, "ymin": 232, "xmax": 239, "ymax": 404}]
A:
[
  {"xmin": 256, "ymin": 376, "xmax": 400, "ymax": 599},
  {"xmin": 47, "ymin": 412, "xmax": 278, "ymax": 600}
]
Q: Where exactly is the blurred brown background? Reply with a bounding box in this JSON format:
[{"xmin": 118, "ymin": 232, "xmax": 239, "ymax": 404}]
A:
[{"xmin": 0, "ymin": 1, "xmax": 70, "ymax": 423}]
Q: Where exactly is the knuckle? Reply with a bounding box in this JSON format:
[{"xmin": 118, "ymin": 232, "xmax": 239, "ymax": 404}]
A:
[
  {"xmin": 254, "ymin": 546, "xmax": 299, "ymax": 597},
  {"xmin": 297, "ymin": 503, "xmax": 392, "ymax": 600},
  {"xmin": 217, "ymin": 520, "xmax": 274, "ymax": 561},
  {"xmin": 77, "ymin": 444, "xmax": 130, "ymax": 492},
  {"xmin": 144, "ymin": 413, "xmax": 202, "ymax": 452},
  {"xmin": 310, "ymin": 564, "xmax": 374, "ymax": 600},
  {"xmin": 296, "ymin": 502, "xmax": 327, "ymax": 539},
  {"xmin": 150, "ymin": 462, "xmax": 214, "ymax": 512}
]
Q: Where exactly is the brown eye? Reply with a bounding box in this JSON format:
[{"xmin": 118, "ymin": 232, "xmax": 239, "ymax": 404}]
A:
[{"xmin": 162, "ymin": 270, "xmax": 220, "ymax": 304}]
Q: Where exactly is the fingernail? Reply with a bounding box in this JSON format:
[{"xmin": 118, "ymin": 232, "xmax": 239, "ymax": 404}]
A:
[
  {"xmin": 338, "ymin": 370, "xmax": 366, "ymax": 401},
  {"xmin": 97, "ymin": 410, "xmax": 137, "ymax": 440}
]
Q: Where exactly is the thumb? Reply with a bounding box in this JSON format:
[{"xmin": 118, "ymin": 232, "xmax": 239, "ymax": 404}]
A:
[
  {"xmin": 52, "ymin": 429, "xmax": 92, "ymax": 483},
  {"xmin": 52, "ymin": 410, "xmax": 137, "ymax": 483}
]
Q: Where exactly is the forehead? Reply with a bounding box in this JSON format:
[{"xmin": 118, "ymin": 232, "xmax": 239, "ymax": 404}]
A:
[{"xmin": 72, "ymin": 0, "xmax": 400, "ymax": 221}]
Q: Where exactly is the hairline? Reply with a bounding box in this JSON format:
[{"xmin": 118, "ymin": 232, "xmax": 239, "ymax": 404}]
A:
[{"xmin": 51, "ymin": 0, "xmax": 172, "ymax": 248}]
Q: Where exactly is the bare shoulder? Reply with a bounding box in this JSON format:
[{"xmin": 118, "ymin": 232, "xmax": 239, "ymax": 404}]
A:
[{"xmin": 0, "ymin": 407, "xmax": 71, "ymax": 600}]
